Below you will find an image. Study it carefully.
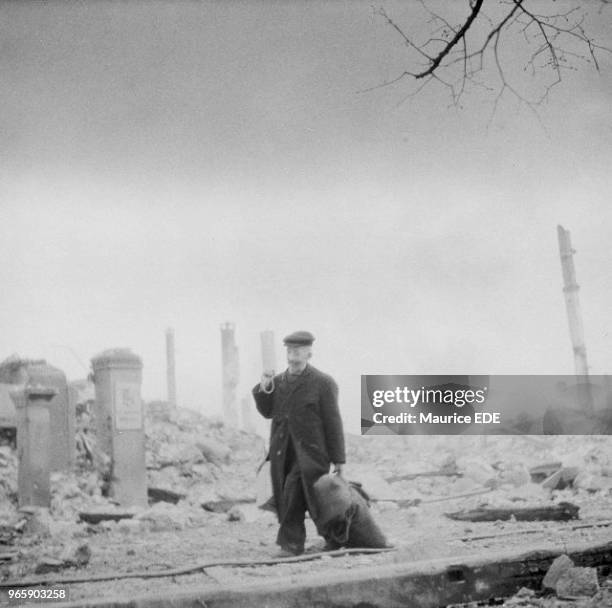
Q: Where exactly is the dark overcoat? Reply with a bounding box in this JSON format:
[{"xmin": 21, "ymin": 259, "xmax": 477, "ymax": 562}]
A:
[{"xmin": 252, "ymin": 364, "xmax": 345, "ymax": 525}]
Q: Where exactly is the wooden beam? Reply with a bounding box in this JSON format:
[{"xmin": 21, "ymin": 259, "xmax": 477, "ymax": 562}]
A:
[{"xmin": 446, "ymin": 501, "xmax": 579, "ymax": 522}]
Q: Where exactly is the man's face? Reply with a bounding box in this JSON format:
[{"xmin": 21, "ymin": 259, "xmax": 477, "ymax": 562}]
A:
[{"xmin": 286, "ymin": 345, "xmax": 311, "ymax": 372}]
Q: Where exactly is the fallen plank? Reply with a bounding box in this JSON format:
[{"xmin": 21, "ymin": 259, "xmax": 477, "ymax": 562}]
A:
[
  {"xmin": 201, "ymin": 498, "xmax": 256, "ymax": 513},
  {"xmin": 78, "ymin": 511, "xmax": 135, "ymax": 524},
  {"xmin": 446, "ymin": 501, "xmax": 579, "ymax": 522}
]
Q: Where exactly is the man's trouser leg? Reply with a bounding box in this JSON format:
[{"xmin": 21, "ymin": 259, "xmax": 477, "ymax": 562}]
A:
[{"xmin": 276, "ymin": 461, "xmax": 307, "ymax": 553}]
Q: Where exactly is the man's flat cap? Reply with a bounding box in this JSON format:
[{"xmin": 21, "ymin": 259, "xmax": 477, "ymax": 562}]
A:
[{"xmin": 283, "ymin": 331, "xmax": 315, "ymax": 346}]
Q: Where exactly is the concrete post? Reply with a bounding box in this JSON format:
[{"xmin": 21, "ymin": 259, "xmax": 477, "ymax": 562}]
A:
[
  {"xmin": 220, "ymin": 323, "xmax": 239, "ymax": 425},
  {"xmin": 91, "ymin": 348, "xmax": 146, "ymax": 508},
  {"xmin": 25, "ymin": 361, "xmax": 73, "ymax": 472},
  {"xmin": 165, "ymin": 328, "xmax": 177, "ymax": 413},
  {"xmin": 11, "ymin": 386, "xmax": 56, "ymax": 508}
]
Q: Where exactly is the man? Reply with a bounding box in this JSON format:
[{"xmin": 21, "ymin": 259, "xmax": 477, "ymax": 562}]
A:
[{"xmin": 252, "ymin": 330, "xmax": 346, "ymax": 556}]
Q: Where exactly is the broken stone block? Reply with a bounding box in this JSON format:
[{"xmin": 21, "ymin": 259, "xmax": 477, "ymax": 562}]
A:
[
  {"xmin": 196, "ymin": 439, "xmax": 231, "ymax": 465},
  {"xmin": 542, "ymin": 467, "xmax": 579, "ymax": 490},
  {"xmin": 556, "ymin": 566, "xmax": 600, "ymax": 597},
  {"xmin": 542, "ymin": 554, "xmax": 574, "ymax": 590}
]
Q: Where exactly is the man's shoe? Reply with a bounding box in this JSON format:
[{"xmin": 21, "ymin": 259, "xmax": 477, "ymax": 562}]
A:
[
  {"xmin": 275, "ymin": 544, "xmax": 304, "ymax": 558},
  {"xmin": 324, "ymin": 539, "xmax": 342, "ymax": 551},
  {"xmin": 305, "ymin": 541, "xmax": 340, "ymax": 554}
]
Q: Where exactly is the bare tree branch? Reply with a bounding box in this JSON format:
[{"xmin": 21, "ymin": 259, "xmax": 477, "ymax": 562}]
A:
[
  {"xmin": 413, "ymin": 0, "xmax": 485, "ymax": 79},
  {"xmin": 373, "ymin": 0, "xmax": 612, "ymax": 119}
]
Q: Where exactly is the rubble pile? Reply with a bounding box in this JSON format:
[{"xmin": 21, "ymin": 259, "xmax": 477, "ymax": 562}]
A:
[
  {"xmin": 0, "ymin": 418, "xmax": 610, "ymax": 532},
  {"xmin": 145, "ymin": 407, "xmax": 266, "ymax": 505},
  {"xmin": 0, "ymin": 404, "xmax": 611, "ymax": 603},
  {"xmin": 0, "ymin": 405, "xmax": 267, "ymax": 523},
  {"xmin": 344, "ymin": 434, "xmax": 612, "ymax": 514}
]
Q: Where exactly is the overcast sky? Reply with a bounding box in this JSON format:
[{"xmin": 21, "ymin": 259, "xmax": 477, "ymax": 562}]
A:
[{"xmin": 1, "ymin": 1, "xmax": 611, "ymax": 433}]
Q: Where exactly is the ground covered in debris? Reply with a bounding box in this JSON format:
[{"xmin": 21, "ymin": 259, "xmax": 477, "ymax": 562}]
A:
[{"xmin": 1, "ymin": 408, "xmax": 612, "ymax": 607}]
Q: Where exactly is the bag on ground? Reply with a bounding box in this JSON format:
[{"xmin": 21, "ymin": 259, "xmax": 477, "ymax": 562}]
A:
[{"xmin": 313, "ymin": 473, "xmax": 388, "ymax": 549}]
